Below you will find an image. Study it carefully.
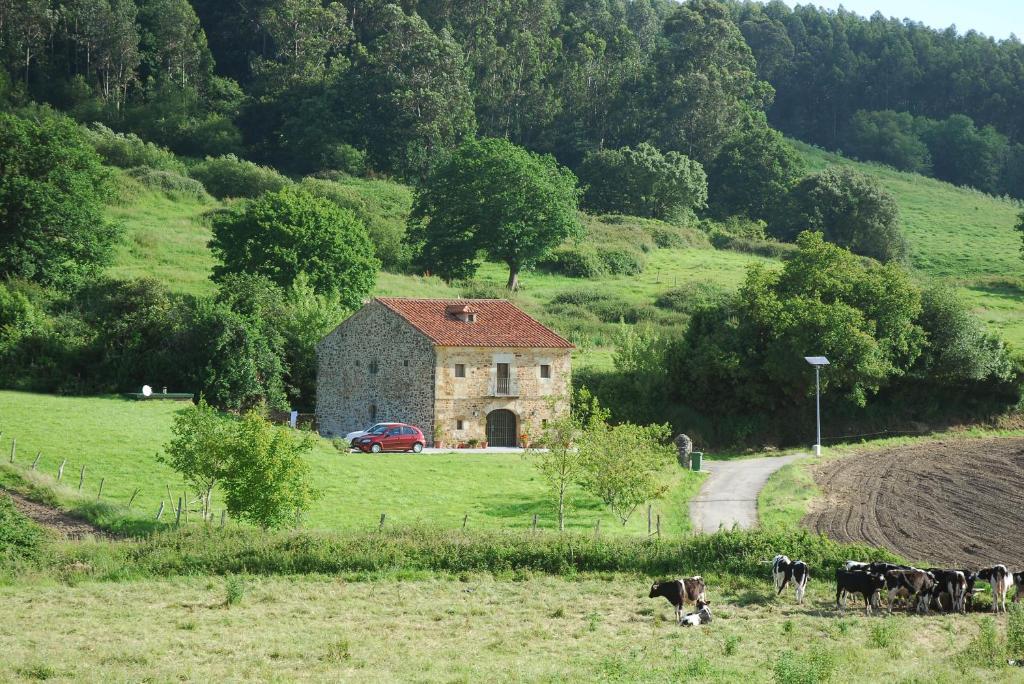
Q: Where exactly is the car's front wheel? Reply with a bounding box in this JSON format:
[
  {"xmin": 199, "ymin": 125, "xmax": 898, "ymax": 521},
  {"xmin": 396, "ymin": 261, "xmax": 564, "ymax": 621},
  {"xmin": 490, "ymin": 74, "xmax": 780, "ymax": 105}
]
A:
[
  {"xmin": 370, "ymin": 443, "xmax": 382, "ymax": 453},
  {"xmin": 412, "ymin": 442, "xmax": 424, "ymax": 453}
]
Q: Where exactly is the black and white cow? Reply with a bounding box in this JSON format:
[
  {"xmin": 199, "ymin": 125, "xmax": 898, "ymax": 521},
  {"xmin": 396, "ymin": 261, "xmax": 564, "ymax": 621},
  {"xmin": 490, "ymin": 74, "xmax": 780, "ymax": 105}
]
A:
[
  {"xmin": 884, "ymin": 569, "xmax": 935, "ymax": 614},
  {"xmin": 679, "ymin": 600, "xmax": 713, "ymax": 627},
  {"xmin": 978, "ymin": 565, "xmax": 1013, "ymax": 614},
  {"xmin": 772, "ymin": 555, "xmax": 810, "ymax": 604},
  {"xmin": 925, "ymin": 569, "xmax": 968, "ymax": 614},
  {"xmin": 835, "ymin": 568, "xmax": 886, "ymax": 615},
  {"xmin": 649, "ymin": 577, "xmax": 708, "ymax": 624},
  {"xmin": 954, "ymin": 569, "xmax": 980, "ymax": 611},
  {"xmin": 843, "ymin": 561, "xmax": 869, "ymax": 572},
  {"xmin": 1013, "ymin": 571, "xmax": 1024, "ymax": 604}
]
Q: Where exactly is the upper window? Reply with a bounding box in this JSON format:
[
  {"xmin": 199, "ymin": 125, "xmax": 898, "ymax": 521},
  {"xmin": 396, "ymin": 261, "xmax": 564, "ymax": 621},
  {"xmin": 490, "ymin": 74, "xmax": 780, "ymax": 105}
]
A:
[
  {"xmin": 455, "ymin": 364, "xmax": 466, "ymax": 378},
  {"xmin": 403, "ymin": 360, "xmax": 409, "ymax": 367},
  {"xmin": 540, "ymin": 364, "xmax": 551, "ymax": 379},
  {"xmin": 369, "ymin": 360, "xmax": 379, "ymax": 374}
]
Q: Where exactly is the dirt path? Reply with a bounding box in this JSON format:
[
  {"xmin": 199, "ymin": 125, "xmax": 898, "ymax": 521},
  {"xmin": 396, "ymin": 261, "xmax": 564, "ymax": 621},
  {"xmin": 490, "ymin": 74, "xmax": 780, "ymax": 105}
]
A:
[
  {"xmin": 3, "ymin": 489, "xmax": 110, "ymax": 540},
  {"xmin": 690, "ymin": 455, "xmax": 806, "ymax": 533},
  {"xmin": 803, "ymin": 437, "xmax": 1024, "ymax": 567}
]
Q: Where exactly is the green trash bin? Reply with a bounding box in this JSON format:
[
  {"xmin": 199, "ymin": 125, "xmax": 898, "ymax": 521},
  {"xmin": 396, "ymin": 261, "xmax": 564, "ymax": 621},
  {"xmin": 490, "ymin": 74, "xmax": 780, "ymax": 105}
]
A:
[{"xmin": 690, "ymin": 451, "xmax": 703, "ymax": 472}]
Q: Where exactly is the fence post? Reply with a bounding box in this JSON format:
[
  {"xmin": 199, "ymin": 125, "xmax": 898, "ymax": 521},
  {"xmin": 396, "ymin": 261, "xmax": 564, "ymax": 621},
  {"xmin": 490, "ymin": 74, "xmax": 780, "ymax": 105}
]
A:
[
  {"xmin": 532, "ymin": 513, "xmax": 538, "ymax": 531},
  {"xmin": 9, "ymin": 438, "xmax": 15, "ymax": 463},
  {"xmin": 57, "ymin": 459, "xmax": 66, "ymax": 482},
  {"xmin": 156, "ymin": 501, "xmax": 164, "ymax": 520},
  {"xmin": 594, "ymin": 519, "xmax": 601, "ymax": 539},
  {"xmin": 647, "ymin": 505, "xmax": 652, "ymax": 536},
  {"xmin": 127, "ymin": 488, "xmax": 139, "ymax": 510},
  {"xmin": 378, "ymin": 512, "xmax": 386, "ymax": 530},
  {"xmin": 182, "ymin": 491, "xmax": 187, "ymax": 524},
  {"xmin": 175, "ymin": 497, "xmax": 182, "ymax": 526},
  {"xmin": 656, "ymin": 514, "xmax": 661, "ymax": 540},
  {"xmin": 97, "ymin": 477, "xmax": 104, "ymax": 500},
  {"xmin": 462, "ymin": 513, "xmax": 468, "ymax": 530},
  {"xmin": 220, "ymin": 510, "xmax": 226, "ymax": 528},
  {"xmin": 31, "ymin": 451, "xmax": 41, "ymax": 470},
  {"xmin": 77, "ymin": 465, "xmax": 85, "ymax": 492}
]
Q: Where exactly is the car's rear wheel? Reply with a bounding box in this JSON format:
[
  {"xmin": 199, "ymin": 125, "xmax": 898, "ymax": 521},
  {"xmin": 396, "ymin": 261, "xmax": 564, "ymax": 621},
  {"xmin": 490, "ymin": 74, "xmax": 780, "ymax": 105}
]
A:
[
  {"xmin": 412, "ymin": 442, "xmax": 423, "ymax": 453},
  {"xmin": 370, "ymin": 443, "xmax": 382, "ymax": 453}
]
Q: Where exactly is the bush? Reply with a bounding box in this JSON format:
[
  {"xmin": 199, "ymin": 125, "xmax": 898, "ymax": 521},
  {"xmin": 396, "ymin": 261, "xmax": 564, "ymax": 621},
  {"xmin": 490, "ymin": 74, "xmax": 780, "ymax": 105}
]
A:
[
  {"xmin": 596, "ymin": 247, "xmax": 646, "ymax": 276},
  {"xmin": 957, "ymin": 617, "xmax": 1005, "ymax": 670},
  {"xmin": 539, "ymin": 246, "xmax": 608, "ymax": 278},
  {"xmin": 189, "ymin": 154, "xmax": 291, "ymax": 199},
  {"xmin": 320, "ymin": 144, "xmax": 366, "ymax": 176},
  {"xmin": 0, "ymin": 496, "xmax": 45, "ymax": 565},
  {"xmin": 710, "ymin": 234, "xmax": 799, "ymax": 259},
  {"xmin": 125, "ymin": 167, "xmax": 210, "ymax": 202},
  {"xmin": 650, "ymin": 225, "xmax": 711, "ymax": 249},
  {"xmin": 224, "ymin": 575, "xmax": 246, "ymax": 606},
  {"xmin": 83, "ymin": 123, "xmax": 186, "ymax": 174},
  {"xmin": 655, "ymin": 282, "xmax": 730, "ymax": 314},
  {"xmin": 1009, "ymin": 605, "xmax": 1024, "ymax": 661},
  {"xmin": 550, "ymin": 290, "xmax": 613, "ymax": 308}
]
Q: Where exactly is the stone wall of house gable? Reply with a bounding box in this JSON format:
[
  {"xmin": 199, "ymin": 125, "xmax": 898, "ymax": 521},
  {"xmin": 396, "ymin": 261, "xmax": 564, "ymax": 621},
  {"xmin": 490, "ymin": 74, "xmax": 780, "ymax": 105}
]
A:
[
  {"xmin": 316, "ymin": 301, "xmax": 436, "ymax": 438},
  {"xmin": 433, "ymin": 346, "xmax": 571, "ymax": 446}
]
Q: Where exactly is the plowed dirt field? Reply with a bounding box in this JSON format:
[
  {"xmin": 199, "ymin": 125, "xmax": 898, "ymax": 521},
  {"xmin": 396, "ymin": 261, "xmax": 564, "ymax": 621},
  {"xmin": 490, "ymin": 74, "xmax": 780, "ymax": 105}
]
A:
[{"xmin": 803, "ymin": 438, "xmax": 1024, "ymax": 567}]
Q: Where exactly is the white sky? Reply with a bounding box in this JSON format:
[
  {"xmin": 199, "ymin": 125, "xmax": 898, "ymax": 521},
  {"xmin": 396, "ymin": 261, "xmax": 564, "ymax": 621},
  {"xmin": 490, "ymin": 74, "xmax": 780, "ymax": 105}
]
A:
[{"xmin": 782, "ymin": 1, "xmax": 1021, "ymax": 41}]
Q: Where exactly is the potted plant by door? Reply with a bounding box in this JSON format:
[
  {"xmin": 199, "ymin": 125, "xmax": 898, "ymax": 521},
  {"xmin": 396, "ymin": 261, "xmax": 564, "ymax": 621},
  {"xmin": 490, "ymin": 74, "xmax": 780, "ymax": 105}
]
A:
[
  {"xmin": 519, "ymin": 433, "xmax": 530, "ymax": 448},
  {"xmin": 433, "ymin": 423, "xmax": 446, "ymax": 449}
]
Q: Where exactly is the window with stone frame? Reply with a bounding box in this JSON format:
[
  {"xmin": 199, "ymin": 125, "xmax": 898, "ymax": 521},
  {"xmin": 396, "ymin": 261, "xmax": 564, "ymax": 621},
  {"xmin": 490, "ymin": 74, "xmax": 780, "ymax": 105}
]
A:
[
  {"xmin": 540, "ymin": 364, "xmax": 551, "ymax": 379},
  {"xmin": 455, "ymin": 363, "xmax": 466, "ymax": 378},
  {"xmin": 456, "ymin": 419, "xmax": 464, "ymax": 431}
]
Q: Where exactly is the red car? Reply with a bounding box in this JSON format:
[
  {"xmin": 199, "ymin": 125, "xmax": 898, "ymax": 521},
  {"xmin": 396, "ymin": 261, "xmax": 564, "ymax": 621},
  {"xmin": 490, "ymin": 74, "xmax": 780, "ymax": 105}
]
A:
[{"xmin": 354, "ymin": 423, "xmax": 426, "ymax": 453}]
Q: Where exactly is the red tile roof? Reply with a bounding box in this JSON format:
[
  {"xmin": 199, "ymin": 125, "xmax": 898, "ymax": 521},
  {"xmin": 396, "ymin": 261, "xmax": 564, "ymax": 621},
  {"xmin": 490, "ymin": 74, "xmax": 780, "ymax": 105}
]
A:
[{"xmin": 376, "ymin": 298, "xmax": 574, "ymax": 349}]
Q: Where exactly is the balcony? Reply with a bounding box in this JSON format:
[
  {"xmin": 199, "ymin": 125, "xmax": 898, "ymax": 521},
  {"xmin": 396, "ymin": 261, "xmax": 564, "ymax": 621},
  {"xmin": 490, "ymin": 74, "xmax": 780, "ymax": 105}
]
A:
[{"xmin": 488, "ymin": 377, "xmax": 519, "ymax": 397}]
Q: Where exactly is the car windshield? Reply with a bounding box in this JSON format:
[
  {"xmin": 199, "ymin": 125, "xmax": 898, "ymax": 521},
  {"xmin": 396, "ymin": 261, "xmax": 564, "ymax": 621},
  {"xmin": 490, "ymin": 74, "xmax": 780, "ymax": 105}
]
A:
[{"xmin": 367, "ymin": 425, "xmax": 391, "ymax": 435}]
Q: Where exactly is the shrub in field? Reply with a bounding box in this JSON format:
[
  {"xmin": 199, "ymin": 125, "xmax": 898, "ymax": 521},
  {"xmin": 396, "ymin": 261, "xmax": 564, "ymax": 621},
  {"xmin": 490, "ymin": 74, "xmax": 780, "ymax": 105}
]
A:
[
  {"xmin": 868, "ymin": 620, "xmax": 901, "ymax": 651},
  {"xmin": 650, "ymin": 224, "xmax": 711, "ymax": 249},
  {"xmin": 125, "ymin": 167, "xmax": 210, "ymax": 202},
  {"xmin": 224, "ymin": 575, "xmax": 246, "ymax": 606},
  {"xmin": 459, "ymin": 280, "xmax": 510, "ymax": 300},
  {"xmin": 539, "ymin": 246, "xmax": 608, "ymax": 278},
  {"xmin": 957, "ymin": 617, "xmax": 1005, "ymax": 670},
  {"xmin": 1008, "ymin": 605, "xmax": 1024, "ymax": 661},
  {"xmin": 189, "ymin": 154, "xmax": 291, "ymax": 199},
  {"xmin": 773, "ymin": 646, "xmax": 836, "ymax": 684},
  {"xmin": 596, "ymin": 246, "xmax": 645, "ymax": 276},
  {"xmin": 323, "ymin": 638, "xmax": 352, "ymax": 663},
  {"xmin": 0, "ymin": 496, "xmax": 44, "ymax": 564},
  {"xmin": 655, "ymin": 282, "xmax": 730, "ymax": 314},
  {"xmin": 83, "ymin": 123, "xmax": 186, "ymax": 174}
]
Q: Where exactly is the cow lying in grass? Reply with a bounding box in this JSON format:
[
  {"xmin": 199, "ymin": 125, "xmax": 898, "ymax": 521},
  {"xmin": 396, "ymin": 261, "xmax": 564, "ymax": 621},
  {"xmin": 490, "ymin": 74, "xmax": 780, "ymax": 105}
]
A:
[
  {"xmin": 772, "ymin": 555, "xmax": 810, "ymax": 604},
  {"xmin": 649, "ymin": 577, "xmax": 707, "ymax": 624},
  {"xmin": 680, "ymin": 600, "xmax": 712, "ymax": 627}
]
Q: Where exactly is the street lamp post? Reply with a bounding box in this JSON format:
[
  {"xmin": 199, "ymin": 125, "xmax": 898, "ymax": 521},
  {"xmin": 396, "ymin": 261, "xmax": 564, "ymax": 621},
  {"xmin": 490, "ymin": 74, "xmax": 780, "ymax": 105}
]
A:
[{"xmin": 804, "ymin": 356, "xmax": 829, "ymax": 456}]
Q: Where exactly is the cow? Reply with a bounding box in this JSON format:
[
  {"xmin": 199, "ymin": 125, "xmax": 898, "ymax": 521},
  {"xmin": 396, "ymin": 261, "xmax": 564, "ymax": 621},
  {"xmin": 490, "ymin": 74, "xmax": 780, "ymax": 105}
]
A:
[
  {"xmin": 925, "ymin": 569, "xmax": 968, "ymax": 614},
  {"xmin": 869, "ymin": 562, "xmax": 912, "ymax": 575},
  {"xmin": 835, "ymin": 569, "xmax": 886, "ymax": 615},
  {"xmin": 1014, "ymin": 571, "xmax": 1024, "ymax": 603},
  {"xmin": 680, "ymin": 600, "xmax": 712, "ymax": 627},
  {"xmin": 772, "ymin": 555, "xmax": 810, "ymax": 604},
  {"xmin": 884, "ymin": 569, "xmax": 935, "ymax": 614},
  {"xmin": 649, "ymin": 577, "xmax": 707, "ymax": 624},
  {"xmin": 843, "ymin": 561, "xmax": 869, "ymax": 572},
  {"xmin": 953, "ymin": 569, "xmax": 980, "ymax": 611},
  {"xmin": 978, "ymin": 565, "xmax": 1013, "ymax": 614}
]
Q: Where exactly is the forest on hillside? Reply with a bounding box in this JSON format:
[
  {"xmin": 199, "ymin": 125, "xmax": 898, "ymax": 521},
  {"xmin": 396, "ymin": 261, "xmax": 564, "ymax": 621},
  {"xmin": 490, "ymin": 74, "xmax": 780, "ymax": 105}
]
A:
[{"xmin": 1, "ymin": 0, "xmax": 1022, "ymax": 446}]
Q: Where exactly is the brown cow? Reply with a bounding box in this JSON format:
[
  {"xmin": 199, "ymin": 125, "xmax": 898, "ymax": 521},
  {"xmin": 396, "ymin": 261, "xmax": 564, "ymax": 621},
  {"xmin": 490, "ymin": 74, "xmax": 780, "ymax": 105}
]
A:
[{"xmin": 649, "ymin": 577, "xmax": 707, "ymax": 624}]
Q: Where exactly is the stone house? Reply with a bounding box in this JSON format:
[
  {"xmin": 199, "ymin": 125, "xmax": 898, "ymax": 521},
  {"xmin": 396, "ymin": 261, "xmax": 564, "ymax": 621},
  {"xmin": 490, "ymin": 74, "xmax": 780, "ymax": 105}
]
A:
[{"xmin": 316, "ymin": 298, "xmax": 573, "ymax": 447}]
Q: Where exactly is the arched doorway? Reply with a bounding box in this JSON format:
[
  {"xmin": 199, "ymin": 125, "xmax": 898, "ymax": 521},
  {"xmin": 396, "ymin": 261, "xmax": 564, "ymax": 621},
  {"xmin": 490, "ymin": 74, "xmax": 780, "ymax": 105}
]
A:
[{"xmin": 486, "ymin": 409, "xmax": 518, "ymax": 447}]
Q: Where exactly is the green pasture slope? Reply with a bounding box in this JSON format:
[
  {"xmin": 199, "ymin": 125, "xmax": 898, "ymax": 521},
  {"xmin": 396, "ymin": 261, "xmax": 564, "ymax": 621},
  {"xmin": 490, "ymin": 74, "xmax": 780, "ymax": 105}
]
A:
[
  {"xmin": 793, "ymin": 141, "xmax": 1024, "ymax": 347},
  {"xmin": 0, "ymin": 391, "xmax": 702, "ymax": 536}
]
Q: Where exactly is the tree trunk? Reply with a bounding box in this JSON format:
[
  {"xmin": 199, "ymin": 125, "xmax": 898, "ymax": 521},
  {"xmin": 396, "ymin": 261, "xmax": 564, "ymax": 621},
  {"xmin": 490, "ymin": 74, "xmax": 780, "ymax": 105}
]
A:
[
  {"xmin": 506, "ymin": 263, "xmax": 520, "ymax": 291},
  {"xmin": 558, "ymin": 488, "xmax": 565, "ymax": 532}
]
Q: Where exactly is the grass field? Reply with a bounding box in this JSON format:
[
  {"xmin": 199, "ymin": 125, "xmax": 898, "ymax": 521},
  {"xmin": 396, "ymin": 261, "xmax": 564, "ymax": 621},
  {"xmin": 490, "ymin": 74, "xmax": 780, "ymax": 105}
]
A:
[
  {"xmin": 2, "ymin": 572, "xmax": 1021, "ymax": 682},
  {"xmin": 0, "ymin": 391, "xmax": 702, "ymax": 536}
]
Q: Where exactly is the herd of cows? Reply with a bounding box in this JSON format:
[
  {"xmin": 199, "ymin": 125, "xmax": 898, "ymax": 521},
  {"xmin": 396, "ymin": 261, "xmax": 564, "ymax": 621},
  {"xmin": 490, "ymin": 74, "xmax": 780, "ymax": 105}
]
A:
[{"xmin": 648, "ymin": 555, "xmax": 1024, "ymax": 626}]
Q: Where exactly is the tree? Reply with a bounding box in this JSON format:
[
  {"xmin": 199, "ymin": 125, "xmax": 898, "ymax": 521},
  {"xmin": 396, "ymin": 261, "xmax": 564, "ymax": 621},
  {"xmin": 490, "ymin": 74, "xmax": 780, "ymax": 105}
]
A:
[
  {"xmin": 221, "ymin": 409, "xmax": 321, "ymax": 530},
  {"xmin": 578, "ymin": 420, "xmax": 674, "ymax": 525},
  {"xmin": 706, "ymin": 117, "xmax": 804, "ymax": 220},
  {"xmin": 0, "ymin": 110, "xmax": 119, "ymax": 288},
  {"xmin": 210, "ymin": 187, "xmax": 379, "ymax": 306},
  {"xmin": 408, "ymin": 137, "xmax": 582, "ymax": 290},
  {"xmin": 578, "ymin": 143, "xmax": 707, "ymax": 221},
  {"xmin": 527, "ymin": 408, "xmax": 584, "ymax": 532},
  {"xmin": 346, "ymin": 7, "xmax": 476, "ymax": 179},
  {"xmin": 253, "ymin": 0, "xmax": 350, "ymax": 92},
  {"xmin": 160, "ymin": 397, "xmax": 233, "ymax": 521},
  {"xmin": 136, "ymin": 0, "xmax": 212, "ymax": 90},
  {"xmin": 771, "ymin": 166, "xmax": 906, "ymax": 262},
  {"xmin": 279, "ymin": 274, "xmax": 350, "ymax": 409},
  {"xmin": 646, "ymin": 0, "xmax": 770, "ymax": 165},
  {"xmin": 841, "ymin": 110, "xmax": 931, "ymax": 174}
]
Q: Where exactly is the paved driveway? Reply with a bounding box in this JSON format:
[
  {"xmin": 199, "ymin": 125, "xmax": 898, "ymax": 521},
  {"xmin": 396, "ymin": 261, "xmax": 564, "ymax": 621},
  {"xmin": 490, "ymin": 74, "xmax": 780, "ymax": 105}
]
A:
[{"xmin": 689, "ymin": 455, "xmax": 806, "ymax": 533}]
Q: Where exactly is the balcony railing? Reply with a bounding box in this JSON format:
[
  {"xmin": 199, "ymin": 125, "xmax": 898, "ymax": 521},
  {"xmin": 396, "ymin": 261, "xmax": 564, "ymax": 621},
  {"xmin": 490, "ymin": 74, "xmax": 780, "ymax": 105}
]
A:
[{"xmin": 489, "ymin": 377, "xmax": 519, "ymax": 396}]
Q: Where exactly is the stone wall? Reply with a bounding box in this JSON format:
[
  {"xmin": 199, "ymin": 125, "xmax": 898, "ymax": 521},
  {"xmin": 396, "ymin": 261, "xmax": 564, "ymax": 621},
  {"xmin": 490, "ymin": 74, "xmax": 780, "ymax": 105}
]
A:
[
  {"xmin": 316, "ymin": 301, "xmax": 436, "ymax": 438},
  {"xmin": 433, "ymin": 346, "xmax": 571, "ymax": 446}
]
